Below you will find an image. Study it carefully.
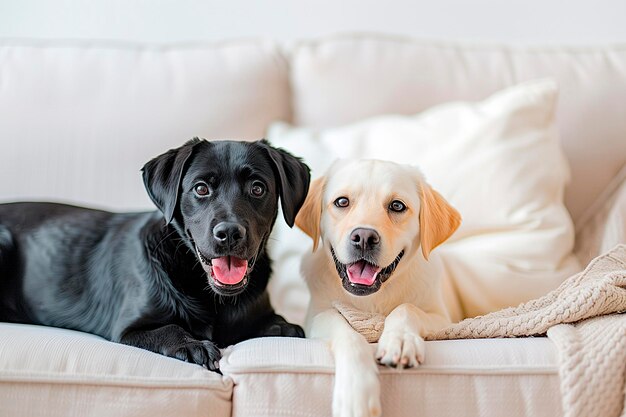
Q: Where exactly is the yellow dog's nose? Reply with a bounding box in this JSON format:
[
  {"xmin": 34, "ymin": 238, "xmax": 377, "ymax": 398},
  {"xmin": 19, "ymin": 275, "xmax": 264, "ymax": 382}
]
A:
[{"xmin": 350, "ymin": 227, "xmax": 380, "ymax": 251}]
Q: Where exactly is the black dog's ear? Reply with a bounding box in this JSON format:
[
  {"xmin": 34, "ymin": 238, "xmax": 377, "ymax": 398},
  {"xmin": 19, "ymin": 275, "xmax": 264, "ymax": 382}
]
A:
[
  {"xmin": 141, "ymin": 138, "xmax": 202, "ymax": 224},
  {"xmin": 260, "ymin": 139, "xmax": 311, "ymax": 228}
]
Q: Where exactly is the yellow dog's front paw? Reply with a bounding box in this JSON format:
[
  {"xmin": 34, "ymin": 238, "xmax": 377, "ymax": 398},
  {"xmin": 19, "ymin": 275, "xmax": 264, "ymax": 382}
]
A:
[
  {"xmin": 376, "ymin": 330, "xmax": 425, "ymax": 368},
  {"xmin": 333, "ymin": 366, "xmax": 381, "ymax": 417}
]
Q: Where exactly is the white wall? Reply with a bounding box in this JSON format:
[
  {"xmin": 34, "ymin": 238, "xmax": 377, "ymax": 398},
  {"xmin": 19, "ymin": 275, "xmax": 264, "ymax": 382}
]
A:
[{"xmin": 1, "ymin": 0, "xmax": 625, "ymax": 44}]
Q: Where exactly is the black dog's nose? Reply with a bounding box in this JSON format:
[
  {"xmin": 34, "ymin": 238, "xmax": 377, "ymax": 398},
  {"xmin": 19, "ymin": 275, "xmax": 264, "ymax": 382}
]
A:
[
  {"xmin": 350, "ymin": 228, "xmax": 380, "ymax": 251},
  {"xmin": 213, "ymin": 222, "xmax": 246, "ymax": 248}
]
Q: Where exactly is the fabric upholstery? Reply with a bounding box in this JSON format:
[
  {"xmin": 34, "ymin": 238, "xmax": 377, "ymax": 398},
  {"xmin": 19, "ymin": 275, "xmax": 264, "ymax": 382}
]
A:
[
  {"xmin": 575, "ymin": 166, "xmax": 626, "ymax": 265},
  {"xmin": 221, "ymin": 337, "xmax": 561, "ymax": 417},
  {"xmin": 290, "ymin": 35, "xmax": 626, "ymax": 226},
  {"xmin": 0, "ymin": 40, "xmax": 290, "ymax": 210},
  {"xmin": 0, "ymin": 323, "xmax": 232, "ymax": 417}
]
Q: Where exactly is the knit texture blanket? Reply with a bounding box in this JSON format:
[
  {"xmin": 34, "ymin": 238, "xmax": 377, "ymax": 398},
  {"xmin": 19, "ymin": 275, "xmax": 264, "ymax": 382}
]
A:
[{"xmin": 335, "ymin": 244, "xmax": 626, "ymax": 417}]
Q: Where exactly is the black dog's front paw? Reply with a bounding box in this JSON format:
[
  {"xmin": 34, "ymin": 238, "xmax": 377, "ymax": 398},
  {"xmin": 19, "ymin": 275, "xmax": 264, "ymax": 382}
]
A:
[
  {"xmin": 260, "ymin": 315, "xmax": 305, "ymax": 338},
  {"xmin": 162, "ymin": 338, "xmax": 221, "ymax": 371}
]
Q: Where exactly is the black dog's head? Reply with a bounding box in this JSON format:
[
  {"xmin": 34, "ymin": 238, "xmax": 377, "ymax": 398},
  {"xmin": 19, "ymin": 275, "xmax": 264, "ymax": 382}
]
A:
[{"xmin": 142, "ymin": 138, "xmax": 310, "ymax": 296}]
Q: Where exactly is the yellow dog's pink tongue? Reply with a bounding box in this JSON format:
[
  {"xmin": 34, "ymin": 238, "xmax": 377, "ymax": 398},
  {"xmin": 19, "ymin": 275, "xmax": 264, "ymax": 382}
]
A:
[
  {"xmin": 347, "ymin": 261, "xmax": 380, "ymax": 286},
  {"xmin": 211, "ymin": 256, "xmax": 248, "ymax": 285}
]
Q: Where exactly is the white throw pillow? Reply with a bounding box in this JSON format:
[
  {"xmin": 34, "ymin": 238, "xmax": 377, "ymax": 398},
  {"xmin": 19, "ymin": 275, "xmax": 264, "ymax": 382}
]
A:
[{"xmin": 267, "ymin": 79, "xmax": 581, "ymax": 324}]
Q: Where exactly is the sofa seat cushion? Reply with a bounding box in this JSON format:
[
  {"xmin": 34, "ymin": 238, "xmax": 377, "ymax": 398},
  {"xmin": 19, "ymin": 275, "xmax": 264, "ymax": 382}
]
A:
[
  {"xmin": 0, "ymin": 323, "xmax": 232, "ymax": 417},
  {"xmin": 220, "ymin": 337, "xmax": 562, "ymax": 417}
]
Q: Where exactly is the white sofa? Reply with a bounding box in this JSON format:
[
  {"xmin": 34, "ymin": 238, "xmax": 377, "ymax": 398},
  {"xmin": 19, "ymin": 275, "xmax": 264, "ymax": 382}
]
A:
[{"xmin": 0, "ymin": 35, "xmax": 625, "ymax": 417}]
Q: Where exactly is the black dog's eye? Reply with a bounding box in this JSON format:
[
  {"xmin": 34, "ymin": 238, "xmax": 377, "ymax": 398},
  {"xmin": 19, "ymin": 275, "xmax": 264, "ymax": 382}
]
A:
[
  {"xmin": 389, "ymin": 200, "xmax": 407, "ymax": 213},
  {"xmin": 334, "ymin": 197, "xmax": 350, "ymax": 208},
  {"xmin": 194, "ymin": 183, "xmax": 210, "ymax": 197},
  {"xmin": 250, "ymin": 181, "xmax": 266, "ymax": 197}
]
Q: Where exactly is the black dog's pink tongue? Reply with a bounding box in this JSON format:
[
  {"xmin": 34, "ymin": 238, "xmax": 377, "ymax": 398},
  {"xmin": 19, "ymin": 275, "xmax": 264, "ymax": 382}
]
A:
[
  {"xmin": 347, "ymin": 260, "xmax": 381, "ymax": 286},
  {"xmin": 211, "ymin": 256, "xmax": 248, "ymax": 285}
]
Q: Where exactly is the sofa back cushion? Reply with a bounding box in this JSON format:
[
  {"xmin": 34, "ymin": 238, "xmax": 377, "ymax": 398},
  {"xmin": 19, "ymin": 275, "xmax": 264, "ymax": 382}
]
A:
[
  {"xmin": 290, "ymin": 35, "xmax": 626, "ymax": 227},
  {"xmin": 0, "ymin": 40, "xmax": 290, "ymax": 210}
]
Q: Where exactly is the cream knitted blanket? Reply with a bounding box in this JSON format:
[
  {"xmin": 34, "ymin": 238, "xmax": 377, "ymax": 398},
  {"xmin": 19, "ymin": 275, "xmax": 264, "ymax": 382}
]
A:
[{"xmin": 335, "ymin": 244, "xmax": 626, "ymax": 417}]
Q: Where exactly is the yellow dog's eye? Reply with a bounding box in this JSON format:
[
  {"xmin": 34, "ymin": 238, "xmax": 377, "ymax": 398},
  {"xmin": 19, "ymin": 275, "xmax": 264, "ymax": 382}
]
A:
[
  {"xmin": 389, "ymin": 200, "xmax": 407, "ymax": 212},
  {"xmin": 334, "ymin": 197, "xmax": 350, "ymax": 208}
]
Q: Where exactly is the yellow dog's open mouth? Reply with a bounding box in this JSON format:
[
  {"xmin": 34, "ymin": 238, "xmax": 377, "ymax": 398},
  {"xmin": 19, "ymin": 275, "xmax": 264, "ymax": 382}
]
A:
[
  {"xmin": 347, "ymin": 260, "xmax": 381, "ymax": 286},
  {"xmin": 331, "ymin": 247, "xmax": 404, "ymax": 296}
]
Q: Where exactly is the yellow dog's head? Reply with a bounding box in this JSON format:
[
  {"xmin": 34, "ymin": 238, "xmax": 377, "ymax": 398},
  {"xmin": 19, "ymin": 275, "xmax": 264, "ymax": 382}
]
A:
[{"xmin": 296, "ymin": 159, "xmax": 461, "ymax": 296}]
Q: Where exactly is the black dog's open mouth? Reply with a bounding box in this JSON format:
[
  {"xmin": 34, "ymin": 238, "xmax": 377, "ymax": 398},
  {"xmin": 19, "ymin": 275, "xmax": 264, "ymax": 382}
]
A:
[
  {"xmin": 195, "ymin": 246, "xmax": 256, "ymax": 295},
  {"xmin": 331, "ymin": 247, "xmax": 404, "ymax": 296}
]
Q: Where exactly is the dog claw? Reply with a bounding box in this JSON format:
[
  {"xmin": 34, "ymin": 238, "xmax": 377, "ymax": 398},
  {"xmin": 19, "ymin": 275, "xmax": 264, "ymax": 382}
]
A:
[
  {"xmin": 163, "ymin": 338, "xmax": 221, "ymax": 371},
  {"xmin": 377, "ymin": 330, "xmax": 425, "ymax": 369}
]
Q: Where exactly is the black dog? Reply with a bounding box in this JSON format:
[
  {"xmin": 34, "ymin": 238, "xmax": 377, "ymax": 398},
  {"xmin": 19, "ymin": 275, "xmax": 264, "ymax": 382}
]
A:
[{"xmin": 0, "ymin": 139, "xmax": 310, "ymax": 371}]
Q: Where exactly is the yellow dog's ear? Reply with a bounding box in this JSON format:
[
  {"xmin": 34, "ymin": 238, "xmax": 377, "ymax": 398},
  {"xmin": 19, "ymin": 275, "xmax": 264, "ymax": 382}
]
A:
[
  {"xmin": 295, "ymin": 176, "xmax": 326, "ymax": 252},
  {"xmin": 419, "ymin": 182, "xmax": 461, "ymax": 260}
]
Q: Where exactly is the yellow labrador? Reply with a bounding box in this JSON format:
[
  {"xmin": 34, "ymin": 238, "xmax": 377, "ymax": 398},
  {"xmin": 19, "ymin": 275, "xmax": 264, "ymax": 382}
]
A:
[{"xmin": 296, "ymin": 159, "xmax": 461, "ymax": 417}]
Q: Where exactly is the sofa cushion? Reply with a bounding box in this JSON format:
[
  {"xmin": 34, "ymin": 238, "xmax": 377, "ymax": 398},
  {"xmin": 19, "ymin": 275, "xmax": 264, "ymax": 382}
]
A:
[
  {"xmin": 267, "ymin": 80, "xmax": 581, "ymax": 322},
  {"xmin": 290, "ymin": 35, "xmax": 626, "ymax": 226},
  {"xmin": 575, "ymin": 165, "xmax": 626, "ymax": 265},
  {"xmin": 0, "ymin": 323, "xmax": 232, "ymax": 417},
  {"xmin": 0, "ymin": 40, "xmax": 290, "ymax": 210},
  {"xmin": 220, "ymin": 337, "xmax": 562, "ymax": 417}
]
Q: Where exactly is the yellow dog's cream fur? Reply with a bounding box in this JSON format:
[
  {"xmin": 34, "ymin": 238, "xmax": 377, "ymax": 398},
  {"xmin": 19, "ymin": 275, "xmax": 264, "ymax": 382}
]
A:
[{"xmin": 296, "ymin": 159, "xmax": 461, "ymax": 417}]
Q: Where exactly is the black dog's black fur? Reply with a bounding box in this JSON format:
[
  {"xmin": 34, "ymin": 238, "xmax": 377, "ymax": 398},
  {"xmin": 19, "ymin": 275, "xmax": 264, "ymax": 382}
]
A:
[{"xmin": 0, "ymin": 139, "xmax": 310, "ymax": 371}]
